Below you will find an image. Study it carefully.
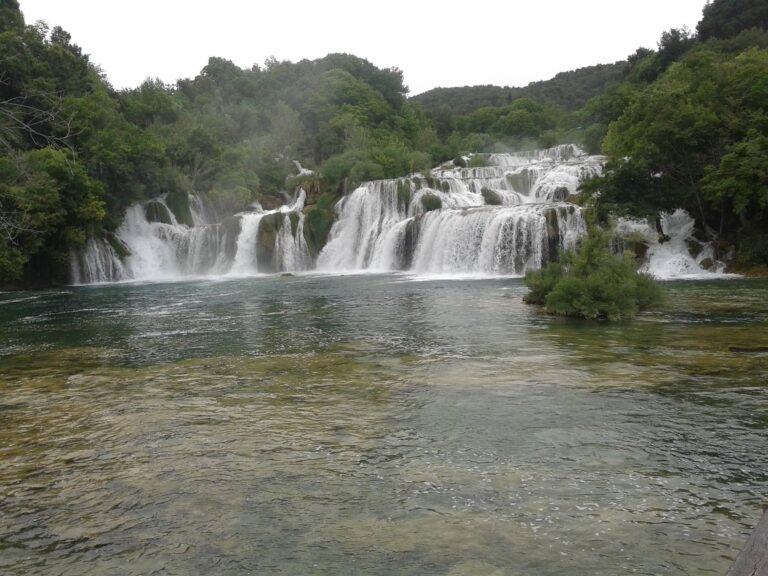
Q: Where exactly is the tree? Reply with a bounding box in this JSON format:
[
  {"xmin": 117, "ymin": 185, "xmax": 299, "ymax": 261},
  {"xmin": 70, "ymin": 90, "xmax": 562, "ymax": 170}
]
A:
[
  {"xmin": 589, "ymin": 45, "xmax": 768, "ymax": 264},
  {"xmin": 0, "ymin": 0, "xmax": 23, "ymax": 33},
  {"xmin": 524, "ymin": 227, "xmax": 663, "ymax": 321},
  {"xmin": 0, "ymin": 148, "xmax": 106, "ymax": 284},
  {"xmin": 698, "ymin": 0, "xmax": 768, "ymax": 41},
  {"xmin": 601, "ymin": 49, "xmax": 728, "ymax": 230}
]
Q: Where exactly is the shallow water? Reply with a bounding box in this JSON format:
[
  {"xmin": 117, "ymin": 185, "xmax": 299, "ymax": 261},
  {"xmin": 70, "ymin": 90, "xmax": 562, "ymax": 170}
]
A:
[{"xmin": 1, "ymin": 275, "xmax": 767, "ymax": 575}]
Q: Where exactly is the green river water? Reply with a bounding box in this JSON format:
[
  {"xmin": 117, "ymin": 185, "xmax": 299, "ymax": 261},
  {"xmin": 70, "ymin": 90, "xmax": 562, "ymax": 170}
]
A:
[{"xmin": 1, "ymin": 274, "xmax": 767, "ymax": 575}]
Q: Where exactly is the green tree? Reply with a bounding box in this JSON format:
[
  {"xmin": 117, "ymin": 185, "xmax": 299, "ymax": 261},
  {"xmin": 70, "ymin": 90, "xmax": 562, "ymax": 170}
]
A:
[
  {"xmin": 698, "ymin": 0, "xmax": 768, "ymax": 41},
  {"xmin": 524, "ymin": 228, "xmax": 663, "ymax": 320}
]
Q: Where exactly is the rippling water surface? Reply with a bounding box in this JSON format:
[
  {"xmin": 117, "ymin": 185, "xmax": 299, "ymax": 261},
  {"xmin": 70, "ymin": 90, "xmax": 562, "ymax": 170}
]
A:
[{"xmin": 1, "ymin": 274, "xmax": 767, "ymax": 575}]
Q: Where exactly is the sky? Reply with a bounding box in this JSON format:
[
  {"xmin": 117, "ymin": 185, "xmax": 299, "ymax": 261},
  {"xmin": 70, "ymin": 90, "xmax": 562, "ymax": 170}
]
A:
[{"xmin": 19, "ymin": 0, "xmax": 708, "ymax": 96}]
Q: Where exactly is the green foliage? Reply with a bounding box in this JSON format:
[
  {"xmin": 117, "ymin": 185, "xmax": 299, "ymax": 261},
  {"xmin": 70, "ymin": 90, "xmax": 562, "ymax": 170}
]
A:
[
  {"xmin": 0, "ymin": 0, "xmax": 24, "ymax": 33},
  {"xmin": 412, "ymin": 62, "xmax": 625, "ymax": 116},
  {"xmin": 0, "ymin": 148, "xmax": 106, "ymax": 284},
  {"xmin": 119, "ymin": 79, "xmax": 182, "ymax": 128},
  {"xmin": 590, "ymin": 45, "xmax": 768, "ymax": 264},
  {"xmin": 6, "ymin": 0, "xmax": 768, "ymax": 285},
  {"xmin": 420, "ymin": 193, "xmax": 442, "ymax": 212},
  {"xmin": 701, "ymin": 131, "xmax": 768, "ymax": 216},
  {"xmin": 698, "ymin": 0, "xmax": 768, "ymax": 41},
  {"xmin": 457, "ymin": 98, "xmax": 556, "ymax": 139},
  {"xmin": 524, "ymin": 229, "xmax": 663, "ymax": 320},
  {"xmin": 303, "ymin": 193, "xmax": 336, "ymax": 255},
  {"xmin": 164, "ymin": 190, "xmax": 193, "ymax": 226}
]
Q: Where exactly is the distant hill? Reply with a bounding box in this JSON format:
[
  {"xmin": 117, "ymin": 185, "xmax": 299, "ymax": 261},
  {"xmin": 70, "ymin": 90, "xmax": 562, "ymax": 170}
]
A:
[{"xmin": 410, "ymin": 61, "xmax": 626, "ymax": 114}]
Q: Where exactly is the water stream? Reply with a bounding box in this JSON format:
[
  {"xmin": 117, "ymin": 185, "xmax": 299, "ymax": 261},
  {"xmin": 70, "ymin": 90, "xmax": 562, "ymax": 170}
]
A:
[{"xmin": 1, "ymin": 275, "xmax": 766, "ymax": 575}]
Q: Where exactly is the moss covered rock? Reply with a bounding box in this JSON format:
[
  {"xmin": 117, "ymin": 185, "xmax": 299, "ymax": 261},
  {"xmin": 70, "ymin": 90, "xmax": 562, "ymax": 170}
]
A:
[
  {"xmin": 551, "ymin": 186, "xmax": 570, "ymax": 202},
  {"xmin": 256, "ymin": 212, "xmax": 284, "ymax": 272},
  {"xmin": 259, "ymin": 194, "xmax": 284, "ymax": 211},
  {"xmin": 421, "ymin": 193, "xmax": 442, "ymax": 213},
  {"xmin": 544, "ymin": 208, "xmax": 561, "ymax": 263},
  {"xmin": 397, "ymin": 179, "xmax": 411, "ymax": 211},
  {"xmin": 144, "ymin": 201, "xmax": 173, "ymax": 224},
  {"xmin": 107, "ymin": 233, "xmax": 131, "ymax": 260},
  {"xmin": 481, "ymin": 188, "xmax": 503, "ymax": 206},
  {"xmin": 303, "ymin": 206, "xmax": 334, "ymax": 256},
  {"xmin": 164, "ymin": 190, "xmax": 194, "ymax": 227},
  {"xmin": 506, "ymin": 169, "xmax": 535, "ymax": 195}
]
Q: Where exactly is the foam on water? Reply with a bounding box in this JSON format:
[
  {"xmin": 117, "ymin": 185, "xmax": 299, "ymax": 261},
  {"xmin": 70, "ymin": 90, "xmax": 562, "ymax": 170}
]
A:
[{"xmin": 615, "ymin": 210, "xmax": 735, "ymax": 280}]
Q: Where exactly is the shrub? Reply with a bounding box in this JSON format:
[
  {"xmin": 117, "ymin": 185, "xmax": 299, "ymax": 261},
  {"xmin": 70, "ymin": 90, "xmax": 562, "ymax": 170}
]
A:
[
  {"xmin": 468, "ymin": 154, "xmax": 491, "ymax": 168},
  {"xmin": 524, "ymin": 228, "xmax": 663, "ymax": 320},
  {"xmin": 420, "ymin": 193, "xmax": 442, "ymax": 213}
]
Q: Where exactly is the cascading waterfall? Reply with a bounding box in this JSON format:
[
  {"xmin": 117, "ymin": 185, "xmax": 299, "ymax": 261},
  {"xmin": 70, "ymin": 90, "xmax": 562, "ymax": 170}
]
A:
[
  {"xmin": 70, "ymin": 238, "xmax": 127, "ymax": 286},
  {"xmin": 318, "ymin": 144, "xmax": 600, "ymax": 275},
  {"xmin": 72, "ymin": 144, "xmax": 734, "ymax": 284},
  {"xmin": 71, "ymin": 191, "xmax": 310, "ymax": 284},
  {"xmin": 614, "ymin": 209, "xmax": 731, "ymax": 279},
  {"xmin": 229, "ymin": 212, "xmax": 266, "ymax": 275}
]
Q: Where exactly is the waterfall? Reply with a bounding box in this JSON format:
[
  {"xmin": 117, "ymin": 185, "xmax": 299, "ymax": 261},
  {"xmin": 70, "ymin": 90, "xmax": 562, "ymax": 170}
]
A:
[
  {"xmin": 72, "ymin": 145, "xmax": 732, "ymax": 284},
  {"xmin": 316, "ymin": 180, "xmax": 409, "ymax": 271},
  {"xmin": 229, "ymin": 212, "xmax": 266, "ymax": 275},
  {"xmin": 72, "ymin": 191, "xmax": 311, "ymax": 284},
  {"xmin": 70, "ymin": 237, "xmax": 126, "ymax": 285},
  {"xmin": 410, "ymin": 204, "xmax": 584, "ymax": 275},
  {"xmin": 615, "ymin": 210, "xmax": 732, "ymax": 279},
  {"xmin": 317, "ymin": 144, "xmax": 601, "ymax": 275}
]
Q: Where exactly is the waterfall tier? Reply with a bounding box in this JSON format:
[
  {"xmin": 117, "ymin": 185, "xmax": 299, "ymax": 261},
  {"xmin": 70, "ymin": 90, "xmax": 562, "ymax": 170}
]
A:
[
  {"xmin": 71, "ymin": 191, "xmax": 310, "ymax": 284},
  {"xmin": 71, "ymin": 144, "xmax": 732, "ymax": 284},
  {"xmin": 614, "ymin": 210, "xmax": 732, "ymax": 279},
  {"xmin": 317, "ymin": 144, "xmax": 601, "ymax": 275}
]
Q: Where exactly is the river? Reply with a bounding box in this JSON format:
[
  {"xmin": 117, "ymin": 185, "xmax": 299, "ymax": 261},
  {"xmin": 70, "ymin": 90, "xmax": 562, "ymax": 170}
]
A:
[{"xmin": 1, "ymin": 274, "xmax": 767, "ymax": 575}]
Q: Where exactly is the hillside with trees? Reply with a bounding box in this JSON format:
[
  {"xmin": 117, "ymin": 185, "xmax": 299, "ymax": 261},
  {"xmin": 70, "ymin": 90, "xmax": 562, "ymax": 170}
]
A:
[
  {"xmin": 0, "ymin": 0, "xmax": 441, "ymax": 286},
  {"xmin": 1, "ymin": 0, "xmax": 768, "ymax": 288},
  {"xmin": 411, "ymin": 61, "xmax": 625, "ymax": 116}
]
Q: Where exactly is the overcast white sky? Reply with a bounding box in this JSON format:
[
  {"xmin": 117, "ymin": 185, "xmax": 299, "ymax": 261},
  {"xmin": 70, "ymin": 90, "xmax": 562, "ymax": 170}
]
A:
[{"xmin": 19, "ymin": 1, "xmax": 707, "ymax": 95}]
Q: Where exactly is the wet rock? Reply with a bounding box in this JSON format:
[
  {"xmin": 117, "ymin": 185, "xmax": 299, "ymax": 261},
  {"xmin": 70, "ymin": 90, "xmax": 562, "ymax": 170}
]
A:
[
  {"xmin": 452, "ymin": 156, "xmax": 467, "ymax": 168},
  {"xmin": 481, "ymin": 188, "xmax": 503, "ymax": 206},
  {"xmin": 144, "ymin": 201, "xmax": 173, "ymax": 225},
  {"xmin": 421, "ymin": 194, "xmax": 442, "ymax": 213},
  {"xmin": 256, "ymin": 212, "xmax": 284, "ymax": 272},
  {"xmin": 164, "ymin": 190, "xmax": 194, "ymax": 227},
  {"xmin": 686, "ymin": 238, "xmax": 704, "ymax": 259},
  {"xmin": 397, "ymin": 179, "xmax": 411, "ymax": 211},
  {"xmin": 551, "ymin": 186, "xmax": 569, "ymax": 202}
]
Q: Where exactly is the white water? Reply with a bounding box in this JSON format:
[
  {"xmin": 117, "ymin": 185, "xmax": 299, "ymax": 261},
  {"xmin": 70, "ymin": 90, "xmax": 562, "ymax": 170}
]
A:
[
  {"xmin": 318, "ymin": 144, "xmax": 599, "ymax": 275},
  {"xmin": 615, "ymin": 210, "xmax": 732, "ymax": 280},
  {"xmin": 72, "ymin": 145, "xmax": 734, "ymax": 284},
  {"xmin": 229, "ymin": 212, "xmax": 266, "ymax": 275},
  {"xmin": 72, "ymin": 192, "xmax": 310, "ymax": 284}
]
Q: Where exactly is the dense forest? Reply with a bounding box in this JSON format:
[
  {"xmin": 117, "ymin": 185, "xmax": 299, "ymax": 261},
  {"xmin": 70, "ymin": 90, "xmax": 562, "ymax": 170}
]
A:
[
  {"xmin": 1, "ymin": 0, "xmax": 768, "ymax": 288},
  {"xmin": 411, "ymin": 62, "xmax": 626, "ymax": 115}
]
